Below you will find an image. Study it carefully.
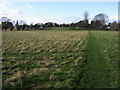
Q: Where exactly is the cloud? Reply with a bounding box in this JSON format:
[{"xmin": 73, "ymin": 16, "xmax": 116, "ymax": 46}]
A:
[
  {"xmin": 0, "ymin": 1, "xmax": 81, "ymax": 25},
  {"xmin": 38, "ymin": 16, "xmax": 81, "ymax": 24},
  {"xmin": 0, "ymin": 1, "xmax": 23, "ymax": 20},
  {"xmin": 0, "ymin": 1, "xmax": 118, "ymax": 24},
  {"xmin": 26, "ymin": 4, "xmax": 34, "ymax": 9},
  {"xmin": 57, "ymin": 16, "xmax": 80, "ymax": 24},
  {"xmin": 19, "ymin": 16, "xmax": 81, "ymax": 25},
  {"xmin": 109, "ymin": 15, "xmax": 118, "ymax": 22}
]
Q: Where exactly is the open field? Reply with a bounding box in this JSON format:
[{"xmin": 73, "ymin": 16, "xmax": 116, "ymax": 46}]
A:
[{"xmin": 2, "ymin": 30, "xmax": 118, "ymax": 88}]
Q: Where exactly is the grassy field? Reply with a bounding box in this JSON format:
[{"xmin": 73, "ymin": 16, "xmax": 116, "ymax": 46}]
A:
[{"xmin": 2, "ymin": 30, "xmax": 118, "ymax": 88}]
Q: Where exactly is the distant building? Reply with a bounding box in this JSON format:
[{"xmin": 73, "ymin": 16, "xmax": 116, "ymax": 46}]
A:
[{"xmin": 37, "ymin": 26, "xmax": 43, "ymax": 30}]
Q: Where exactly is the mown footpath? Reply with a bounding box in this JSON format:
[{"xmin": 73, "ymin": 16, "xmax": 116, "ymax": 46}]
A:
[{"xmin": 79, "ymin": 31, "xmax": 118, "ymax": 88}]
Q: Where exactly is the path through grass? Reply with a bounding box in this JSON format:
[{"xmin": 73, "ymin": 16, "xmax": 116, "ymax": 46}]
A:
[{"xmin": 80, "ymin": 31, "xmax": 118, "ymax": 88}]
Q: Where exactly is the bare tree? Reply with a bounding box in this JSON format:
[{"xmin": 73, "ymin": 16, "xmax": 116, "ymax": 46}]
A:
[
  {"xmin": 0, "ymin": 17, "xmax": 11, "ymax": 22},
  {"xmin": 15, "ymin": 20, "xmax": 20, "ymax": 30},
  {"xmin": 94, "ymin": 13, "xmax": 109, "ymax": 25},
  {"xmin": 77, "ymin": 11, "xmax": 89, "ymax": 29},
  {"xmin": 84, "ymin": 11, "xmax": 89, "ymax": 21},
  {"xmin": 30, "ymin": 22, "xmax": 34, "ymax": 29}
]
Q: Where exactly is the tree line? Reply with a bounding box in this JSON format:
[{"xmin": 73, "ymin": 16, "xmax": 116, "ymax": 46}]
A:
[{"xmin": 0, "ymin": 12, "xmax": 119, "ymax": 31}]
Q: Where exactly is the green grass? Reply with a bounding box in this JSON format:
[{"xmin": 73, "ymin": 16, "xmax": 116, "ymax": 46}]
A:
[
  {"xmin": 80, "ymin": 31, "xmax": 118, "ymax": 88},
  {"xmin": 2, "ymin": 30, "xmax": 118, "ymax": 88}
]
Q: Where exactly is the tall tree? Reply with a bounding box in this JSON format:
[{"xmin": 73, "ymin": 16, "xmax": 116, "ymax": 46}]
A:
[
  {"xmin": 84, "ymin": 11, "xmax": 89, "ymax": 21},
  {"xmin": 77, "ymin": 11, "xmax": 89, "ymax": 29},
  {"xmin": 94, "ymin": 13, "xmax": 109, "ymax": 25},
  {"xmin": 30, "ymin": 22, "xmax": 34, "ymax": 29},
  {"xmin": 15, "ymin": 20, "xmax": 20, "ymax": 30},
  {"xmin": 0, "ymin": 17, "xmax": 11, "ymax": 22}
]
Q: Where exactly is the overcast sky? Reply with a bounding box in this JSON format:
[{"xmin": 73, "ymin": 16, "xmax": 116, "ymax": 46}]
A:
[{"xmin": 0, "ymin": 1, "xmax": 118, "ymax": 24}]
